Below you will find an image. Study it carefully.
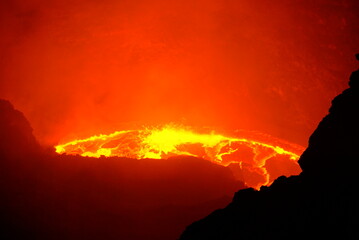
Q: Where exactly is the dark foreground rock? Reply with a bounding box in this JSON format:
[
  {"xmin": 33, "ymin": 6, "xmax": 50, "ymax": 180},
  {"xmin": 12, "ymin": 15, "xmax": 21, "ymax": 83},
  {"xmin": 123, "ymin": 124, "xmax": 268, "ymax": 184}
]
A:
[
  {"xmin": 0, "ymin": 100, "xmax": 244, "ymax": 240},
  {"xmin": 179, "ymin": 57, "xmax": 359, "ymax": 240}
]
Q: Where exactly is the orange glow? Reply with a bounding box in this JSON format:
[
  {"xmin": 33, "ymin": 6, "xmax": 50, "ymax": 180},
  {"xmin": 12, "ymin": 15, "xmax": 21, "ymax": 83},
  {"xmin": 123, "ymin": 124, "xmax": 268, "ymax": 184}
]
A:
[
  {"xmin": 1, "ymin": 2, "xmax": 358, "ymax": 239},
  {"xmin": 1, "ymin": 0, "xmax": 357, "ymax": 187},
  {"xmin": 1, "ymin": 0, "xmax": 357, "ymax": 150},
  {"xmin": 55, "ymin": 124, "xmax": 304, "ymax": 188}
]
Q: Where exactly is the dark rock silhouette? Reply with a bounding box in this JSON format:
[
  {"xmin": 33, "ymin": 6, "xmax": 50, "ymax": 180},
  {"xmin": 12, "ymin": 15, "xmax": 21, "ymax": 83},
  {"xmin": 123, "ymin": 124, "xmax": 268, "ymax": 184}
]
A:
[
  {"xmin": 179, "ymin": 56, "xmax": 359, "ymax": 240},
  {"xmin": 0, "ymin": 99, "xmax": 42, "ymax": 157},
  {"xmin": 0, "ymin": 100, "xmax": 245, "ymax": 240}
]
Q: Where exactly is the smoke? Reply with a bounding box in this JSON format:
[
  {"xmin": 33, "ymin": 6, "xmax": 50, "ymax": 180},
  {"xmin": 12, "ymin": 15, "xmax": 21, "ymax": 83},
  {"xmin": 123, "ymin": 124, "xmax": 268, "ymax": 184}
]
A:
[{"xmin": 1, "ymin": 0, "xmax": 359, "ymax": 147}]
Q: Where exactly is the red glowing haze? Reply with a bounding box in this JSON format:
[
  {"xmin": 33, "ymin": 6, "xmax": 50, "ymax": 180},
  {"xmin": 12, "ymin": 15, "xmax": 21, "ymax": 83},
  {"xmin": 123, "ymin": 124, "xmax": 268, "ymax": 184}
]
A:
[{"xmin": 0, "ymin": 0, "xmax": 358, "ymax": 147}]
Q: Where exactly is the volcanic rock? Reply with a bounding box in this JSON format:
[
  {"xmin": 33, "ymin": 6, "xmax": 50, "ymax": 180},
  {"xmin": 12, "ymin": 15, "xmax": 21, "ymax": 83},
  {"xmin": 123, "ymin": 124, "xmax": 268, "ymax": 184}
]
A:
[
  {"xmin": 0, "ymin": 99, "xmax": 41, "ymax": 157},
  {"xmin": 0, "ymin": 99, "xmax": 244, "ymax": 240},
  {"xmin": 179, "ymin": 56, "xmax": 359, "ymax": 240}
]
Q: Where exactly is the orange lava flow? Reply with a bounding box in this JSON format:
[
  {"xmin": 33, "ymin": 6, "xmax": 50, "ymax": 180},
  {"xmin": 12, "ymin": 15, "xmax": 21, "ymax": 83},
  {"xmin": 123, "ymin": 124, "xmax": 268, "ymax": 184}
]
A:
[{"xmin": 55, "ymin": 124, "xmax": 305, "ymax": 188}]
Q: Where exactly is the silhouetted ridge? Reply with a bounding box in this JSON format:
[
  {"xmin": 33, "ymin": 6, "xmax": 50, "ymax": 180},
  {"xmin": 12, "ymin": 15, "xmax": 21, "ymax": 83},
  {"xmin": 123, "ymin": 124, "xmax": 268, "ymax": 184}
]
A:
[
  {"xmin": 0, "ymin": 99, "xmax": 41, "ymax": 157},
  {"xmin": 348, "ymin": 53, "xmax": 359, "ymax": 88},
  {"xmin": 298, "ymin": 57, "xmax": 359, "ymax": 183},
  {"xmin": 0, "ymin": 99, "xmax": 245, "ymax": 240},
  {"xmin": 179, "ymin": 55, "xmax": 359, "ymax": 240}
]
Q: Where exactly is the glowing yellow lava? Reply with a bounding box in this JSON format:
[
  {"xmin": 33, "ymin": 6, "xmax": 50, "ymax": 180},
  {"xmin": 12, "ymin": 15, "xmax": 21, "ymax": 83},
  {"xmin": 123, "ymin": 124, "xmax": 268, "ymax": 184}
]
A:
[{"xmin": 55, "ymin": 124, "xmax": 304, "ymax": 188}]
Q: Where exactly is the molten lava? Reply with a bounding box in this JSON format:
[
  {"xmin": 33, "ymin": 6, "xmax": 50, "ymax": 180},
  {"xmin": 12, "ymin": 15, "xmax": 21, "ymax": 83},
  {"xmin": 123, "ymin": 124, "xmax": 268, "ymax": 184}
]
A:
[{"xmin": 55, "ymin": 124, "xmax": 304, "ymax": 188}]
